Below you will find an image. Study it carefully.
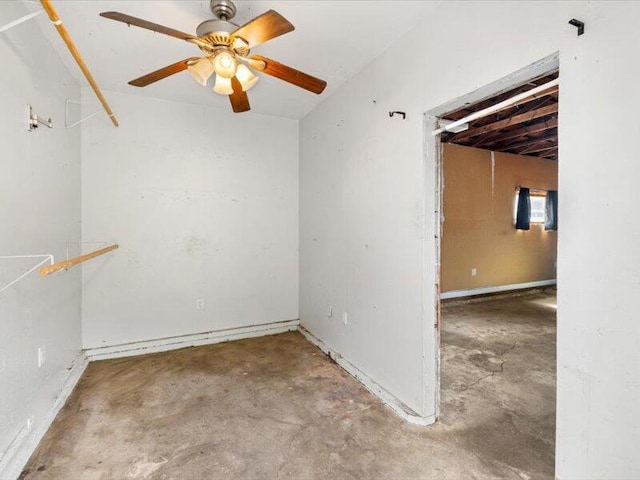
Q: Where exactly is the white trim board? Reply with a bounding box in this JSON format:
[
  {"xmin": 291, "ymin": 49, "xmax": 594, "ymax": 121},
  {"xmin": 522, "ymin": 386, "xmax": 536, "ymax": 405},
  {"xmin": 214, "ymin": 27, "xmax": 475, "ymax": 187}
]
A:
[
  {"xmin": 299, "ymin": 326, "xmax": 436, "ymax": 427},
  {"xmin": 84, "ymin": 319, "xmax": 300, "ymax": 361},
  {"xmin": 0, "ymin": 353, "xmax": 88, "ymax": 480},
  {"xmin": 3, "ymin": 318, "xmax": 430, "ymax": 480},
  {"xmin": 440, "ymin": 279, "xmax": 557, "ymax": 299}
]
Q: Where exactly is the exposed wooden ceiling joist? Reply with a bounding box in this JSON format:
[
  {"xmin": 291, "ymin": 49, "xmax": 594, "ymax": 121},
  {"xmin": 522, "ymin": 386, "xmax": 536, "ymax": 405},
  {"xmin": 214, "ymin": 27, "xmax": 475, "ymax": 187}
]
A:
[
  {"xmin": 445, "ymin": 72, "xmax": 558, "ymax": 121},
  {"xmin": 451, "ymin": 103, "xmax": 558, "ymax": 142},
  {"xmin": 472, "ymin": 117, "xmax": 558, "ymax": 148},
  {"xmin": 519, "ymin": 143, "xmax": 558, "ymax": 156},
  {"xmin": 507, "ymin": 85, "xmax": 558, "ymax": 110},
  {"xmin": 540, "ymin": 149, "xmax": 558, "ymax": 160},
  {"xmin": 435, "ymin": 81, "xmax": 558, "ymax": 137},
  {"xmin": 500, "ymin": 130, "xmax": 558, "ymax": 152},
  {"xmin": 440, "ymin": 70, "xmax": 559, "ymax": 161}
]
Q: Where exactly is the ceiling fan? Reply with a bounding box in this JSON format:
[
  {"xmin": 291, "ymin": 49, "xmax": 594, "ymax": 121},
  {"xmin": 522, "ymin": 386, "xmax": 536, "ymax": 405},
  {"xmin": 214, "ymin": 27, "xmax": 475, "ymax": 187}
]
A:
[{"xmin": 100, "ymin": 0, "xmax": 327, "ymax": 113}]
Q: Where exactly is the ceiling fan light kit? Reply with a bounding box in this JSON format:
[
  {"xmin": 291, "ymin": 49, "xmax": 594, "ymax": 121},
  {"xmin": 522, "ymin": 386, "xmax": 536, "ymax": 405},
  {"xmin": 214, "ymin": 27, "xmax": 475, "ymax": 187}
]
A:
[{"xmin": 100, "ymin": 0, "xmax": 327, "ymax": 113}]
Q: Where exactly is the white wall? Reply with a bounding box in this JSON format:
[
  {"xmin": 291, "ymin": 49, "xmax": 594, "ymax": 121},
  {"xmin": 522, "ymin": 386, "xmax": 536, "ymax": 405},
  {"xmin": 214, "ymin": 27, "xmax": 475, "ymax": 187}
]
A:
[
  {"xmin": 81, "ymin": 90, "xmax": 299, "ymax": 349},
  {"xmin": 300, "ymin": 1, "xmax": 640, "ymax": 478},
  {"xmin": 0, "ymin": 3, "xmax": 82, "ymax": 477}
]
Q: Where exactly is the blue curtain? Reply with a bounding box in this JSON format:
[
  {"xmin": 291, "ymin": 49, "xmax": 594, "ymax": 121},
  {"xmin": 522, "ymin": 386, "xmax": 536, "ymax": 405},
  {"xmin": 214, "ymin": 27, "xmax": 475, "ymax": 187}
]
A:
[
  {"xmin": 545, "ymin": 190, "xmax": 558, "ymax": 231},
  {"xmin": 515, "ymin": 187, "xmax": 530, "ymax": 230}
]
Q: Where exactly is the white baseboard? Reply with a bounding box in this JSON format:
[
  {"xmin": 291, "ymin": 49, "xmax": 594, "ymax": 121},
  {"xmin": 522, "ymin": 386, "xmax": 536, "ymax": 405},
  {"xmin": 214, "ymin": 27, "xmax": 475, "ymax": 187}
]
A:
[
  {"xmin": 87, "ymin": 321, "xmax": 436, "ymax": 428},
  {"xmin": 440, "ymin": 279, "xmax": 557, "ymax": 299},
  {"xmin": 0, "ymin": 353, "xmax": 88, "ymax": 480},
  {"xmin": 2, "ymin": 319, "xmax": 431, "ymax": 479},
  {"xmin": 84, "ymin": 320, "xmax": 300, "ymax": 361},
  {"xmin": 299, "ymin": 326, "xmax": 435, "ymax": 427}
]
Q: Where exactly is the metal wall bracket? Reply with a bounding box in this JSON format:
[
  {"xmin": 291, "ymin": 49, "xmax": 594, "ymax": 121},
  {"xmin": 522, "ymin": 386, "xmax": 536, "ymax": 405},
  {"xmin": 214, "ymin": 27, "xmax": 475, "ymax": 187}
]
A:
[
  {"xmin": 568, "ymin": 18, "xmax": 585, "ymax": 36},
  {"xmin": 0, "ymin": 255, "xmax": 54, "ymax": 295},
  {"xmin": 65, "ymin": 99, "xmax": 102, "ymax": 129},
  {"xmin": 389, "ymin": 111, "xmax": 406, "ymax": 120},
  {"xmin": 27, "ymin": 104, "xmax": 53, "ymax": 132}
]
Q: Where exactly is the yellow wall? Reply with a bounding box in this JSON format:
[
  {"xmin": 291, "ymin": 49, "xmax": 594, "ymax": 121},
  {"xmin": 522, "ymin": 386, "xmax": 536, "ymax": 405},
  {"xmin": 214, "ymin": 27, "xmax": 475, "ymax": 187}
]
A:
[{"xmin": 441, "ymin": 144, "xmax": 558, "ymax": 293}]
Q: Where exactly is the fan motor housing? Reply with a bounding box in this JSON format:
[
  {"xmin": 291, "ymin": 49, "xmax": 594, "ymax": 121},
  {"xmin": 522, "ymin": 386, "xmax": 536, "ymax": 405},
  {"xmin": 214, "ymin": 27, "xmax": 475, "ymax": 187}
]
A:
[{"xmin": 196, "ymin": 18, "xmax": 238, "ymax": 43}]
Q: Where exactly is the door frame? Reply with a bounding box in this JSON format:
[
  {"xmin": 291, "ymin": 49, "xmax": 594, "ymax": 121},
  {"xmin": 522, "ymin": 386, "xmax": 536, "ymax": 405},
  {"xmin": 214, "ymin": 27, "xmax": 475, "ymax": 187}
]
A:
[{"xmin": 423, "ymin": 52, "xmax": 560, "ymax": 419}]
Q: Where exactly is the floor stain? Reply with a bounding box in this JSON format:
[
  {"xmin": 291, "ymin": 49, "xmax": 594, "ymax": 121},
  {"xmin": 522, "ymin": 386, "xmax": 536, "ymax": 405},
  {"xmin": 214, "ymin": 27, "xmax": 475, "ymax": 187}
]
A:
[{"xmin": 21, "ymin": 292, "xmax": 556, "ymax": 479}]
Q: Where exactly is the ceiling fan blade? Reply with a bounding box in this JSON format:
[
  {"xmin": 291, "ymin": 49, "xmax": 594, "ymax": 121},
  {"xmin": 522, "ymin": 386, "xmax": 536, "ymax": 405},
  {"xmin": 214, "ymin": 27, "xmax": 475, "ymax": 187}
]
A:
[
  {"xmin": 100, "ymin": 12, "xmax": 197, "ymax": 41},
  {"xmin": 229, "ymin": 77, "xmax": 250, "ymax": 113},
  {"xmin": 249, "ymin": 55, "xmax": 327, "ymax": 94},
  {"xmin": 129, "ymin": 57, "xmax": 200, "ymax": 87},
  {"xmin": 231, "ymin": 10, "xmax": 294, "ymax": 48}
]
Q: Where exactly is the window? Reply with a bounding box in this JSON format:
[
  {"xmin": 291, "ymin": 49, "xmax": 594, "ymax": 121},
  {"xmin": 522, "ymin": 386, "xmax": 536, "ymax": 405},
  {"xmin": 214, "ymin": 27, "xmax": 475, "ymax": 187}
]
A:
[
  {"xmin": 514, "ymin": 190, "xmax": 546, "ymax": 224},
  {"xmin": 529, "ymin": 195, "xmax": 546, "ymax": 223}
]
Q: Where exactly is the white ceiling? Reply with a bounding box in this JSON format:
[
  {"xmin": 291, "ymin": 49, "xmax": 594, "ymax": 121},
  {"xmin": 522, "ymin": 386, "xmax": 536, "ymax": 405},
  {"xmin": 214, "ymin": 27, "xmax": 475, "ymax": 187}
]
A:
[{"xmin": 27, "ymin": 1, "xmax": 438, "ymax": 119}]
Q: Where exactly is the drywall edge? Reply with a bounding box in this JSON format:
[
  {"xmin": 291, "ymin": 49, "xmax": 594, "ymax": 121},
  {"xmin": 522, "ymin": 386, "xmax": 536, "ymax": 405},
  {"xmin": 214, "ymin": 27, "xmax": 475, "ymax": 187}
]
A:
[
  {"xmin": 441, "ymin": 279, "xmax": 557, "ymax": 299},
  {"xmin": 85, "ymin": 319, "xmax": 300, "ymax": 361},
  {"xmin": 299, "ymin": 326, "xmax": 436, "ymax": 426},
  {"xmin": 0, "ymin": 353, "xmax": 88, "ymax": 480}
]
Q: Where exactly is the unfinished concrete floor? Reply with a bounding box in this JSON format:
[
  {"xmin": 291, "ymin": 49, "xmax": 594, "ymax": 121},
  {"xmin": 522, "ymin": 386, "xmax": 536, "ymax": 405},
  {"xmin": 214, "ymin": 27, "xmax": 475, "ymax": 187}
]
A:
[{"xmin": 22, "ymin": 291, "xmax": 556, "ymax": 479}]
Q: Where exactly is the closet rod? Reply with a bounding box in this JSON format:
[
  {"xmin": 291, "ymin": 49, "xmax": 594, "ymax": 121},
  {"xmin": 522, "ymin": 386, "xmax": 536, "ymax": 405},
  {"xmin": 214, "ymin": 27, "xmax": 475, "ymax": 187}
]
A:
[
  {"xmin": 39, "ymin": 244, "xmax": 119, "ymax": 276},
  {"xmin": 39, "ymin": 0, "xmax": 119, "ymax": 127}
]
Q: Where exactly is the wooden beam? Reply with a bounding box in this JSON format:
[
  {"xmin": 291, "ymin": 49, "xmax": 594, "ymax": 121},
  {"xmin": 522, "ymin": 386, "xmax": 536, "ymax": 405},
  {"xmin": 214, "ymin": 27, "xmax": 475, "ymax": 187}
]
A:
[
  {"xmin": 39, "ymin": 245, "xmax": 119, "ymax": 276},
  {"xmin": 445, "ymin": 85, "xmax": 535, "ymax": 121},
  {"xmin": 540, "ymin": 149, "xmax": 559, "ymax": 160},
  {"xmin": 449, "ymin": 104, "xmax": 558, "ymax": 142},
  {"xmin": 507, "ymin": 86, "xmax": 558, "ymax": 110},
  {"xmin": 444, "ymin": 96, "xmax": 554, "ymax": 144},
  {"xmin": 519, "ymin": 143, "xmax": 558, "ymax": 155},
  {"xmin": 498, "ymin": 131, "xmax": 558, "ymax": 152},
  {"xmin": 471, "ymin": 117, "xmax": 558, "ymax": 147},
  {"xmin": 466, "ymin": 95, "xmax": 554, "ymax": 135},
  {"xmin": 435, "ymin": 80, "xmax": 558, "ymax": 136},
  {"xmin": 40, "ymin": 0, "xmax": 119, "ymax": 127},
  {"xmin": 444, "ymin": 71, "xmax": 558, "ymax": 121},
  {"xmin": 516, "ymin": 142, "xmax": 556, "ymax": 155}
]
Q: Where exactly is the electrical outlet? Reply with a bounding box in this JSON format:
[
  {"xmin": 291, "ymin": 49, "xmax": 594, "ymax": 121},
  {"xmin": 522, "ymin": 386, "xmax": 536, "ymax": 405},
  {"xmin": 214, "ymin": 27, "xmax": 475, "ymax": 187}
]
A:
[
  {"xmin": 37, "ymin": 346, "xmax": 45, "ymax": 367},
  {"xmin": 343, "ymin": 312, "xmax": 348, "ymax": 326},
  {"xmin": 471, "ymin": 268, "xmax": 477, "ymax": 277},
  {"xmin": 327, "ymin": 305, "xmax": 333, "ymax": 318},
  {"xmin": 196, "ymin": 299, "xmax": 205, "ymax": 310},
  {"xmin": 27, "ymin": 416, "xmax": 34, "ymax": 431}
]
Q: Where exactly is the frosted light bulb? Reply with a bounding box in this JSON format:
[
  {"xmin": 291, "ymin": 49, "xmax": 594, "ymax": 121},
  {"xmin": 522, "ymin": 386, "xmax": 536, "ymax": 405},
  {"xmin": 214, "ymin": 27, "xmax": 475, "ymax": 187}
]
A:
[{"xmin": 213, "ymin": 51, "xmax": 238, "ymax": 79}]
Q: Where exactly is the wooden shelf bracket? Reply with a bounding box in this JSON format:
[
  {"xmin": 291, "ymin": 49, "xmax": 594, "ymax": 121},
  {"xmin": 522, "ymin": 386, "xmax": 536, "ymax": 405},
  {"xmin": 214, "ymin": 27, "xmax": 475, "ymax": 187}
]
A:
[
  {"xmin": 0, "ymin": 9, "xmax": 44, "ymax": 34},
  {"xmin": 39, "ymin": 244, "xmax": 119, "ymax": 276}
]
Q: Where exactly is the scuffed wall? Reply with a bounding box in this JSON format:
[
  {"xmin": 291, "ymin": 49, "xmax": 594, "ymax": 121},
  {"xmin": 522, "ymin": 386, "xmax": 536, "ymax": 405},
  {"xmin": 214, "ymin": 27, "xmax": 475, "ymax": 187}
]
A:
[
  {"xmin": 80, "ymin": 90, "xmax": 299, "ymax": 349},
  {"xmin": 300, "ymin": 2, "xmax": 640, "ymax": 478},
  {"xmin": 0, "ymin": 3, "xmax": 82, "ymax": 477}
]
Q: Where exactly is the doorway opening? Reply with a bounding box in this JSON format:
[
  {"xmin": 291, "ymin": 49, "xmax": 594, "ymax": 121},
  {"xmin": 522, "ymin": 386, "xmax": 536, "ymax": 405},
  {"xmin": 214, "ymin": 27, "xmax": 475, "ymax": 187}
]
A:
[{"xmin": 428, "ymin": 56, "xmax": 558, "ymax": 478}]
